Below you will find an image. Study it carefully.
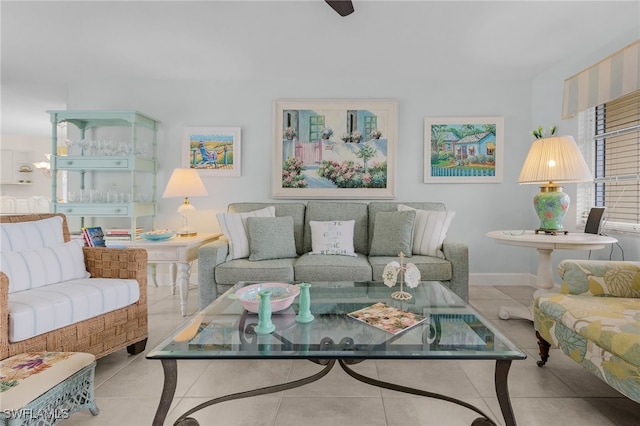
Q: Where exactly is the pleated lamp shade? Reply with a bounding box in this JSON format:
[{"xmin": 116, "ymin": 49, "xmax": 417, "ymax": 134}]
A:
[{"xmin": 518, "ymin": 135, "xmax": 593, "ymax": 233}]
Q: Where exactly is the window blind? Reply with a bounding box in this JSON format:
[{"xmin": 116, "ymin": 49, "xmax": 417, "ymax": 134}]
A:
[{"xmin": 577, "ymin": 90, "xmax": 640, "ymax": 234}]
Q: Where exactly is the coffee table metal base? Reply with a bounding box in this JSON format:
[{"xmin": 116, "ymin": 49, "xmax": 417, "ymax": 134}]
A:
[{"xmin": 153, "ymin": 358, "xmax": 515, "ymax": 426}]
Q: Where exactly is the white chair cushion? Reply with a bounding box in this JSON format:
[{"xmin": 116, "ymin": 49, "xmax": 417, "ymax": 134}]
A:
[
  {"xmin": 7, "ymin": 277, "xmax": 140, "ymax": 343},
  {"xmin": 216, "ymin": 206, "xmax": 275, "ymax": 260},
  {"xmin": 0, "ymin": 216, "xmax": 64, "ymax": 251},
  {"xmin": 1, "ymin": 239, "xmax": 88, "ymax": 294}
]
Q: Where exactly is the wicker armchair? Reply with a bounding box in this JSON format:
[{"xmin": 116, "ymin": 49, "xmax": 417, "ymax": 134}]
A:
[{"xmin": 0, "ymin": 214, "xmax": 148, "ymax": 360}]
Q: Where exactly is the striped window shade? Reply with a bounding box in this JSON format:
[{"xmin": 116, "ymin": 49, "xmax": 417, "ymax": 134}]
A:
[{"xmin": 563, "ymin": 40, "xmax": 640, "ymax": 119}]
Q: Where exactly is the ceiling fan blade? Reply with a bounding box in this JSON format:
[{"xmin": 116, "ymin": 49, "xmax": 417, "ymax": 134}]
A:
[{"xmin": 325, "ymin": 0, "xmax": 354, "ymax": 17}]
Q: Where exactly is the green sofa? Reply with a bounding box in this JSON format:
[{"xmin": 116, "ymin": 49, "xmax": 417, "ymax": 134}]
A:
[
  {"xmin": 534, "ymin": 259, "xmax": 640, "ymax": 403},
  {"xmin": 198, "ymin": 201, "xmax": 468, "ymax": 309}
]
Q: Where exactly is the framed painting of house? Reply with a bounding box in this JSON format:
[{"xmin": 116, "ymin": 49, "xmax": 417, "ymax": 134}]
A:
[
  {"xmin": 424, "ymin": 117, "xmax": 504, "ymax": 183},
  {"xmin": 182, "ymin": 126, "xmax": 241, "ymax": 176},
  {"xmin": 273, "ymin": 99, "xmax": 398, "ymax": 199}
]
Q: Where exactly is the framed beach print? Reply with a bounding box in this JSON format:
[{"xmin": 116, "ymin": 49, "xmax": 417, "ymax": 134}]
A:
[
  {"xmin": 424, "ymin": 117, "xmax": 504, "ymax": 183},
  {"xmin": 273, "ymin": 99, "xmax": 398, "ymax": 199},
  {"xmin": 182, "ymin": 126, "xmax": 241, "ymax": 177}
]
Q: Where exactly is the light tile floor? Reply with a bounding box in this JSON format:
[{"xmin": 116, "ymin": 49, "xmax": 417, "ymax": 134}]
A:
[{"xmin": 61, "ymin": 285, "xmax": 640, "ymax": 426}]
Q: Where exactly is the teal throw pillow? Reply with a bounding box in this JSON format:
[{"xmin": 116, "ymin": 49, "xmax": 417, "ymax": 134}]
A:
[
  {"xmin": 246, "ymin": 216, "xmax": 297, "ymax": 261},
  {"xmin": 369, "ymin": 210, "xmax": 416, "ymax": 257}
]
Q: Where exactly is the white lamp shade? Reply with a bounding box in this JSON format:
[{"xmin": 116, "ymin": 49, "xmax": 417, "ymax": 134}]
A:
[
  {"xmin": 162, "ymin": 168, "xmax": 208, "ymax": 198},
  {"xmin": 518, "ymin": 135, "xmax": 593, "ymax": 184}
]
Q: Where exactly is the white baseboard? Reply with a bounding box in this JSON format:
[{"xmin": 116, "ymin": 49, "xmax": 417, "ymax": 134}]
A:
[{"xmin": 470, "ymin": 273, "xmax": 536, "ymax": 287}]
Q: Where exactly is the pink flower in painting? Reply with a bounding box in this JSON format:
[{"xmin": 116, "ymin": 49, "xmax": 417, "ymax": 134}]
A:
[{"xmin": 362, "ymin": 173, "xmax": 372, "ymax": 184}]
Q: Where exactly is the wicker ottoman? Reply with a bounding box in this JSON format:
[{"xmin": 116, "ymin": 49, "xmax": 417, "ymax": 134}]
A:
[{"xmin": 0, "ymin": 352, "xmax": 99, "ymax": 426}]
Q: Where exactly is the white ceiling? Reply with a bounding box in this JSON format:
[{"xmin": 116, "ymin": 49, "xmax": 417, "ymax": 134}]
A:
[{"xmin": 2, "ymin": 0, "xmax": 639, "ymax": 135}]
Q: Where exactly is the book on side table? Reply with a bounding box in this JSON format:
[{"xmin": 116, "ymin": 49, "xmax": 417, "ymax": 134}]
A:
[{"xmin": 82, "ymin": 226, "xmax": 106, "ymax": 247}]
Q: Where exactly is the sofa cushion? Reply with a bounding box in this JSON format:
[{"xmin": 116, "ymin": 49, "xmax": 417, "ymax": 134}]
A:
[
  {"xmin": 536, "ymin": 293, "xmax": 640, "ymax": 370},
  {"xmin": 368, "ymin": 202, "xmax": 446, "ymax": 250},
  {"xmin": 0, "ymin": 215, "xmax": 65, "ymax": 251},
  {"xmin": 398, "ymin": 204, "xmax": 455, "ymax": 259},
  {"xmin": 369, "ymin": 210, "xmax": 416, "ymax": 257},
  {"xmin": 228, "ymin": 203, "xmax": 306, "ymax": 255},
  {"xmin": 557, "ymin": 260, "xmax": 640, "ymax": 297},
  {"xmin": 303, "ymin": 202, "xmax": 369, "ymax": 255},
  {"xmin": 247, "ymin": 216, "xmax": 297, "ymax": 261},
  {"xmin": 1, "ymin": 239, "xmax": 88, "ymax": 294},
  {"xmin": 309, "ymin": 220, "xmax": 356, "ymax": 256},
  {"xmin": 216, "ymin": 206, "xmax": 275, "ymax": 260},
  {"xmin": 215, "ymin": 257, "xmax": 296, "ymax": 285},
  {"xmin": 294, "ymin": 253, "xmax": 372, "ymax": 282},
  {"xmin": 7, "ymin": 277, "xmax": 140, "ymax": 343},
  {"xmin": 369, "ymin": 255, "xmax": 453, "ymax": 282}
]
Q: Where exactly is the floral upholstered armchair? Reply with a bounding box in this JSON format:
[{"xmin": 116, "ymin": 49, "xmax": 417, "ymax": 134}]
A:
[{"xmin": 534, "ymin": 259, "xmax": 640, "ymax": 403}]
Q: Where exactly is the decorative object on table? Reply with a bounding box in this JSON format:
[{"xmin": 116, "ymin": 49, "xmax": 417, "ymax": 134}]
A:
[
  {"xmin": 162, "ymin": 168, "xmax": 208, "ymax": 236},
  {"xmin": 82, "ymin": 226, "xmax": 106, "ymax": 247},
  {"xmin": 273, "ymin": 99, "xmax": 398, "ymax": 199},
  {"xmin": 182, "ymin": 127, "xmax": 241, "ymax": 176},
  {"xmin": 295, "ymin": 283, "xmax": 314, "ymax": 323},
  {"xmin": 424, "ymin": 116, "xmax": 504, "ymax": 183},
  {"xmin": 348, "ymin": 302, "xmax": 426, "ymax": 335},
  {"xmin": 254, "ymin": 290, "xmax": 276, "ymax": 334},
  {"xmin": 518, "ymin": 128, "xmax": 593, "ymax": 235},
  {"xmin": 232, "ymin": 282, "xmax": 300, "ymax": 313},
  {"xmin": 140, "ymin": 229, "xmax": 175, "ymax": 241},
  {"xmin": 383, "ymin": 252, "xmax": 421, "ymax": 300}
]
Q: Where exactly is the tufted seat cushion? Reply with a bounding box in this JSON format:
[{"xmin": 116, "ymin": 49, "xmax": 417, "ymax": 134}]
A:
[
  {"xmin": 536, "ymin": 294, "xmax": 640, "ymax": 368},
  {"xmin": 8, "ymin": 278, "xmax": 140, "ymax": 343},
  {"xmin": 294, "ymin": 252, "xmax": 372, "ymax": 282}
]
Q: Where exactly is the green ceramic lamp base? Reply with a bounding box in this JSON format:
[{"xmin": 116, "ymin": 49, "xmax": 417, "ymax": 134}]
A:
[{"xmin": 533, "ymin": 183, "xmax": 570, "ymax": 233}]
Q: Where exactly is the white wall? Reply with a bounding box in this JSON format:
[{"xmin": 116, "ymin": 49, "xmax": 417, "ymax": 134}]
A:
[
  {"xmin": 67, "ymin": 78, "xmax": 537, "ymax": 280},
  {"xmin": 532, "ymin": 28, "xmax": 640, "ymax": 271},
  {"xmin": 0, "ymin": 135, "xmax": 51, "ymax": 199}
]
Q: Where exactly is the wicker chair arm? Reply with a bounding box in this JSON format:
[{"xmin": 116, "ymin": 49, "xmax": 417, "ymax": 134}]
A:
[
  {"xmin": 0, "ymin": 272, "xmax": 9, "ymax": 359},
  {"xmin": 83, "ymin": 247, "xmax": 148, "ymax": 286}
]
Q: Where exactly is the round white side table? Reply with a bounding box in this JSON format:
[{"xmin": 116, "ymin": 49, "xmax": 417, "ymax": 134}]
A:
[{"xmin": 486, "ymin": 230, "xmax": 618, "ymax": 320}]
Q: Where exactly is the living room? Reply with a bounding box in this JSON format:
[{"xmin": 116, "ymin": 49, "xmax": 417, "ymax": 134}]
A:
[{"xmin": 1, "ymin": 1, "xmax": 639, "ymax": 425}]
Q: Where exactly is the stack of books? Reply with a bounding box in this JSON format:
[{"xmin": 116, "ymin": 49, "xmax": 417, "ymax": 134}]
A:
[{"xmin": 104, "ymin": 227, "xmax": 144, "ymax": 243}]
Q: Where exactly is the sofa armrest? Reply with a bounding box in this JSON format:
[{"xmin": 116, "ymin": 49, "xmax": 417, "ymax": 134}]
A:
[
  {"xmin": 83, "ymin": 247, "xmax": 148, "ymax": 299},
  {"xmin": 0, "ymin": 272, "xmax": 9, "ymax": 359},
  {"xmin": 198, "ymin": 238, "xmax": 230, "ymax": 309},
  {"xmin": 557, "ymin": 259, "xmax": 640, "ymax": 297},
  {"xmin": 442, "ymin": 239, "xmax": 469, "ymax": 302}
]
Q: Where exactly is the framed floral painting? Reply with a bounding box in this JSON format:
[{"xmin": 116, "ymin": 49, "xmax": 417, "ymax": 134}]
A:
[
  {"xmin": 273, "ymin": 99, "xmax": 398, "ymax": 199},
  {"xmin": 424, "ymin": 117, "xmax": 504, "ymax": 183},
  {"xmin": 182, "ymin": 126, "xmax": 241, "ymax": 176}
]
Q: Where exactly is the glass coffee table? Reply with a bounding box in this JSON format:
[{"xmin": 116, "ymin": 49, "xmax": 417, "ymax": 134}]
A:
[{"xmin": 147, "ymin": 281, "xmax": 526, "ymax": 426}]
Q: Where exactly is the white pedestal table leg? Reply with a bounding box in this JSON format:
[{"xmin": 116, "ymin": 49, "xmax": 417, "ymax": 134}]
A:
[{"xmin": 177, "ymin": 262, "xmax": 191, "ymax": 316}]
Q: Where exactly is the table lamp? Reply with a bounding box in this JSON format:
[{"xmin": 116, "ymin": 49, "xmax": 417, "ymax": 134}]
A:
[
  {"xmin": 162, "ymin": 168, "xmax": 208, "ymax": 236},
  {"xmin": 518, "ymin": 135, "xmax": 593, "ymax": 234}
]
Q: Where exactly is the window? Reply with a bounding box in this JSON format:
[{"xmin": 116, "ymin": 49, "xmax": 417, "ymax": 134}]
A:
[
  {"xmin": 309, "ymin": 115, "xmax": 325, "ymax": 142},
  {"xmin": 577, "ymin": 90, "xmax": 640, "ymax": 234}
]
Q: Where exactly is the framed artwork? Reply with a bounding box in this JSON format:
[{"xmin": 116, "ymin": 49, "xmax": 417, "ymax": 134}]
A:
[
  {"xmin": 273, "ymin": 99, "xmax": 398, "ymax": 199},
  {"xmin": 424, "ymin": 117, "xmax": 504, "ymax": 183},
  {"xmin": 182, "ymin": 126, "xmax": 241, "ymax": 176}
]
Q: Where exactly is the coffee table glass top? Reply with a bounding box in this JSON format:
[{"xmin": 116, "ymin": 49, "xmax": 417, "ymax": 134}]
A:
[{"xmin": 147, "ymin": 281, "xmax": 526, "ymax": 361}]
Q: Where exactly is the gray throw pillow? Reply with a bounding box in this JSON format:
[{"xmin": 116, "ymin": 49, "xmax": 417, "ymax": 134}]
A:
[
  {"xmin": 247, "ymin": 216, "xmax": 297, "ymax": 261},
  {"xmin": 369, "ymin": 210, "xmax": 416, "ymax": 257}
]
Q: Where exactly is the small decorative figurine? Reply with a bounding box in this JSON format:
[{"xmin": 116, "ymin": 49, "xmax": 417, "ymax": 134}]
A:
[
  {"xmin": 296, "ymin": 283, "xmax": 314, "ymax": 323},
  {"xmin": 382, "ymin": 252, "xmax": 421, "ymax": 300},
  {"xmin": 254, "ymin": 290, "xmax": 276, "ymax": 334}
]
